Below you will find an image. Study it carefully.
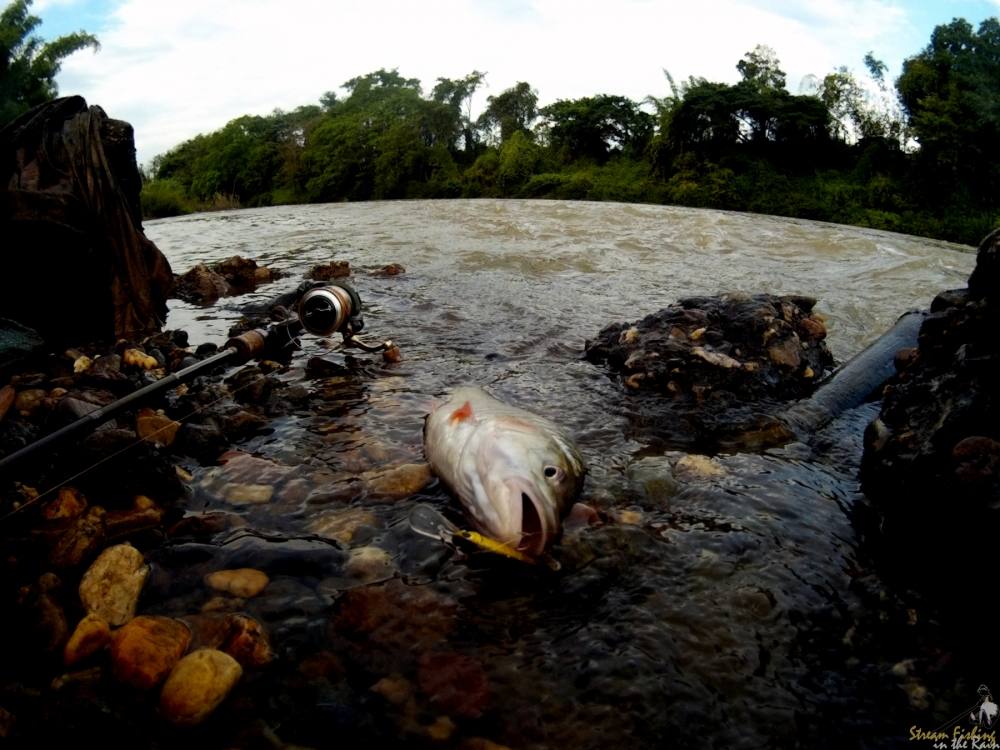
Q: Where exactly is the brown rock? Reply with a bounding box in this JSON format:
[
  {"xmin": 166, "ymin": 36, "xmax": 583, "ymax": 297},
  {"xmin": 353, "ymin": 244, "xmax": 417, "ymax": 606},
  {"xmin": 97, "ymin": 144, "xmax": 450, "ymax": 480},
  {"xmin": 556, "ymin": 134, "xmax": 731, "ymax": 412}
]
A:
[
  {"xmin": 183, "ymin": 613, "xmax": 273, "ymax": 667},
  {"xmin": 15, "ymin": 388, "xmax": 47, "ymax": 416},
  {"xmin": 797, "ymin": 314, "xmax": 827, "ymax": 340},
  {"xmin": 308, "ymin": 507, "xmax": 379, "ymax": 544},
  {"xmin": 372, "ymin": 263, "xmax": 405, "ymax": 276},
  {"xmin": 308, "ymin": 260, "xmax": 351, "ymax": 280},
  {"xmin": 79, "ymin": 543, "xmax": 149, "ymax": 626},
  {"xmin": 371, "ymin": 674, "xmax": 413, "ymax": 705},
  {"xmin": 64, "ymin": 614, "xmax": 111, "ymax": 666},
  {"xmin": 159, "ymin": 649, "xmax": 243, "ymax": 727},
  {"xmin": 42, "ymin": 487, "xmax": 88, "ymax": 520},
  {"xmin": 768, "ymin": 337, "xmax": 802, "ymax": 369},
  {"xmin": 222, "ymin": 614, "xmax": 273, "ymax": 667},
  {"xmin": 382, "ymin": 344, "xmax": 403, "ymax": 363},
  {"xmin": 417, "ymin": 651, "xmax": 490, "ymax": 718},
  {"xmin": 204, "ymin": 568, "xmax": 269, "ymax": 598},
  {"xmin": 952, "ymin": 436, "xmax": 1000, "ymax": 488},
  {"xmin": 50, "ymin": 506, "xmax": 106, "ymax": 568},
  {"xmin": 223, "ymin": 483, "xmax": 273, "ymax": 505},
  {"xmin": 332, "ymin": 580, "xmax": 457, "ymax": 653},
  {"xmin": 0, "ymin": 705, "xmax": 13, "ymax": 739},
  {"xmin": 210, "ymin": 450, "xmax": 294, "ymax": 486},
  {"xmin": 344, "ymin": 547, "xmax": 396, "ymax": 584},
  {"xmin": 461, "ymin": 739, "xmax": 513, "ymax": 750},
  {"xmin": 30, "ymin": 590, "xmax": 69, "ymax": 653},
  {"xmin": 137, "ymin": 407, "xmax": 181, "ymax": 447},
  {"xmin": 122, "ymin": 348, "xmax": 157, "ymax": 370},
  {"xmin": 0, "ymin": 385, "xmax": 14, "ymax": 422},
  {"xmin": 365, "ymin": 463, "xmax": 433, "ymax": 501},
  {"xmin": 111, "ymin": 616, "xmax": 191, "ymax": 689},
  {"xmin": 173, "ymin": 263, "xmax": 230, "ymax": 305},
  {"xmin": 105, "ymin": 505, "xmax": 164, "ymax": 540}
]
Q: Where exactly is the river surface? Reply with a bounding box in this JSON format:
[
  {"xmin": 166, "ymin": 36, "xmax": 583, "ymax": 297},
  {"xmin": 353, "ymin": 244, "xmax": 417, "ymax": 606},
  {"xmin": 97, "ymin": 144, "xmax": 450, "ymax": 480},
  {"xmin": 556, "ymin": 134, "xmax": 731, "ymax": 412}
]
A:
[{"xmin": 143, "ymin": 200, "xmax": 976, "ymax": 749}]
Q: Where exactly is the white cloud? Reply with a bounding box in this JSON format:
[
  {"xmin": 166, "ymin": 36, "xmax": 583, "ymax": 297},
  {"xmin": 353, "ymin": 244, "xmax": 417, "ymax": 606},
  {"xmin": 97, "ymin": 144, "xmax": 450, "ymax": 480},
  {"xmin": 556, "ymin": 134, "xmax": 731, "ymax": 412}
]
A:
[{"xmin": 53, "ymin": 0, "xmax": 920, "ymax": 165}]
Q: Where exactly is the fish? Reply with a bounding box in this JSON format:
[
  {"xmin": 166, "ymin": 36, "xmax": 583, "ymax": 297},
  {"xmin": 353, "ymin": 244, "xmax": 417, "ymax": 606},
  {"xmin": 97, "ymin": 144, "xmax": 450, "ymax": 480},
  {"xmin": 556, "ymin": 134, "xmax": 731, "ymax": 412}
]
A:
[{"xmin": 422, "ymin": 386, "xmax": 586, "ymax": 558}]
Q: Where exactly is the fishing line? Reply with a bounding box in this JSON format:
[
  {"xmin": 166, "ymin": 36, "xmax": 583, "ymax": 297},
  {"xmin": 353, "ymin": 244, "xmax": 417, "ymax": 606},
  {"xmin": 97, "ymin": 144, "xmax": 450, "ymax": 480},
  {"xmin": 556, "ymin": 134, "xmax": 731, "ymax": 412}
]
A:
[
  {"xmin": 932, "ymin": 700, "xmax": 984, "ymax": 733},
  {"xmin": 0, "ymin": 365, "xmax": 274, "ymax": 524}
]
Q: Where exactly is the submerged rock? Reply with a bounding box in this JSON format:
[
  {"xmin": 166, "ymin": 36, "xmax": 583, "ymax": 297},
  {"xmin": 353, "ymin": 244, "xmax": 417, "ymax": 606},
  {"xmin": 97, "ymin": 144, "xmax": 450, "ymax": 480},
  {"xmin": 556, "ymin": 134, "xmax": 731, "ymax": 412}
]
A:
[
  {"xmin": 308, "ymin": 260, "xmax": 351, "ymax": 280},
  {"xmin": 159, "ymin": 648, "xmax": 242, "ymax": 727},
  {"xmin": 78, "ymin": 543, "xmax": 149, "ymax": 626},
  {"xmin": 584, "ymin": 293, "xmax": 835, "ymax": 449},
  {"xmin": 861, "ymin": 228, "xmax": 1000, "ymax": 583},
  {"xmin": 111, "ymin": 615, "xmax": 191, "ymax": 689},
  {"xmin": 586, "ymin": 293, "xmax": 832, "ymax": 401},
  {"xmin": 204, "ymin": 568, "xmax": 269, "ymax": 598},
  {"xmin": 173, "ymin": 256, "xmax": 279, "ymax": 305},
  {"xmin": 63, "ymin": 613, "xmax": 111, "ymax": 666}
]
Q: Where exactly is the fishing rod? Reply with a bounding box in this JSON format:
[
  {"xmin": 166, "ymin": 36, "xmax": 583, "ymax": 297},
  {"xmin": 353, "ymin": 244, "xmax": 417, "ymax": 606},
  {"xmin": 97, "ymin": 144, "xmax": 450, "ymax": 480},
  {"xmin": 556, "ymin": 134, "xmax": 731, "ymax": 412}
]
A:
[{"xmin": 0, "ymin": 281, "xmax": 395, "ymax": 476}]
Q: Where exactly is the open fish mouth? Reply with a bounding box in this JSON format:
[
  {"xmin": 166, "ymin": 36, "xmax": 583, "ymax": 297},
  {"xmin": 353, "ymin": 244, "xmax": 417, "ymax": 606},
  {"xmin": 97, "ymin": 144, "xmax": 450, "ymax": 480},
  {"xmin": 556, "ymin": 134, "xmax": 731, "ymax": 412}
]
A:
[{"xmin": 512, "ymin": 485, "xmax": 550, "ymax": 557}]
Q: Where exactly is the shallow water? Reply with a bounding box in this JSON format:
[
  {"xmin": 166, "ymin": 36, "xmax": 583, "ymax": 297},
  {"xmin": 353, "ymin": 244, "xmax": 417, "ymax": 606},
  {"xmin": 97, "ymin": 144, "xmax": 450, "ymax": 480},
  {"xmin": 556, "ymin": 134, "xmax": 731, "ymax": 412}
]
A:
[{"xmin": 141, "ymin": 200, "xmax": 977, "ymax": 748}]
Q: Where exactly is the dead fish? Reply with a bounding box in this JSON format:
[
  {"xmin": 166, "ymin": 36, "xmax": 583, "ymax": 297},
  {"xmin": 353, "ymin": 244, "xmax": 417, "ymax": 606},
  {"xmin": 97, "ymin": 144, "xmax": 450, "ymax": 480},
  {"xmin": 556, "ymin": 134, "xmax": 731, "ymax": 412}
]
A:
[{"xmin": 423, "ymin": 386, "xmax": 585, "ymax": 558}]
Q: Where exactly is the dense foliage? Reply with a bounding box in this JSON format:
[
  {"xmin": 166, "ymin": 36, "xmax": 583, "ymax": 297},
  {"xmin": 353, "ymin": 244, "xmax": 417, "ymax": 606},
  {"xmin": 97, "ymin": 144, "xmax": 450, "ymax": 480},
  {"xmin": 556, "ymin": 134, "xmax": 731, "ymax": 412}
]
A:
[
  {"xmin": 142, "ymin": 21, "xmax": 1000, "ymax": 245},
  {"xmin": 0, "ymin": 0, "xmax": 98, "ymax": 125}
]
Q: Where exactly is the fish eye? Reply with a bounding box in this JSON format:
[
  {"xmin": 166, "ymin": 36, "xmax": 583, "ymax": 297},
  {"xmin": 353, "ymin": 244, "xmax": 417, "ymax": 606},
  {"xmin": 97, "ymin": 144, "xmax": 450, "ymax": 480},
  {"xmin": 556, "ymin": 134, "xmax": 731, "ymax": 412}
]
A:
[{"xmin": 543, "ymin": 465, "xmax": 565, "ymax": 482}]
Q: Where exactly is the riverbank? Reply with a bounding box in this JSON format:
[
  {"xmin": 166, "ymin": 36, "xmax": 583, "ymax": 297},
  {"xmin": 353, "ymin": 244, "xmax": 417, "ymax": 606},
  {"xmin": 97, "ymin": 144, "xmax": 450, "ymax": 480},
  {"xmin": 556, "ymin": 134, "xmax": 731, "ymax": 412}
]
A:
[{"xmin": 142, "ymin": 159, "xmax": 998, "ymax": 248}]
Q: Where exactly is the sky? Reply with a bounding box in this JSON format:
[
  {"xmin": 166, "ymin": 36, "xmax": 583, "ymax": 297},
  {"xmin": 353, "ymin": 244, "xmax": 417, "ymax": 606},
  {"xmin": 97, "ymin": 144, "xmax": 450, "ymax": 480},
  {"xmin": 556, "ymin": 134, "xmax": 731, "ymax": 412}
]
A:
[{"xmin": 33, "ymin": 0, "xmax": 1000, "ymax": 167}]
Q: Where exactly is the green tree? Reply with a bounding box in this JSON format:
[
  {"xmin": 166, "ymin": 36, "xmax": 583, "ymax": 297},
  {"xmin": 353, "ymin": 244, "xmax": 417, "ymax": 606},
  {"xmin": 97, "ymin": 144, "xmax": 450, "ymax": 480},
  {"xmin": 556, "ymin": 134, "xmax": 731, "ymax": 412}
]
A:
[
  {"xmin": 0, "ymin": 0, "xmax": 98, "ymax": 125},
  {"xmin": 815, "ymin": 53, "xmax": 904, "ymax": 143},
  {"xmin": 300, "ymin": 68, "xmax": 457, "ymax": 201},
  {"xmin": 539, "ymin": 94, "xmax": 653, "ymax": 163},
  {"xmin": 897, "ymin": 17, "xmax": 1000, "ymax": 201},
  {"xmin": 477, "ymin": 81, "xmax": 538, "ymax": 144},
  {"xmin": 432, "ymin": 70, "xmax": 486, "ymax": 154}
]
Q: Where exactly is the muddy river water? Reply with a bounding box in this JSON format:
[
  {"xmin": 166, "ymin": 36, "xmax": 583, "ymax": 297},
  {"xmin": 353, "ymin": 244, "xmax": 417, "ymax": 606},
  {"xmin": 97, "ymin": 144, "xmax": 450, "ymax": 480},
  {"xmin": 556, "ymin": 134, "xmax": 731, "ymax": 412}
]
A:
[{"xmin": 141, "ymin": 200, "xmax": 977, "ymax": 749}]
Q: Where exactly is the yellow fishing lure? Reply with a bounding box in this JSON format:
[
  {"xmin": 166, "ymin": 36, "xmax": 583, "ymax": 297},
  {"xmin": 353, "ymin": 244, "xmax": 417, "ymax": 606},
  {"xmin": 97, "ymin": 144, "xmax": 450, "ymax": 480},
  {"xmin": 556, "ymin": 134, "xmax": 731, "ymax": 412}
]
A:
[{"xmin": 454, "ymin": 529, "xmax": 536, "ymax": 564}]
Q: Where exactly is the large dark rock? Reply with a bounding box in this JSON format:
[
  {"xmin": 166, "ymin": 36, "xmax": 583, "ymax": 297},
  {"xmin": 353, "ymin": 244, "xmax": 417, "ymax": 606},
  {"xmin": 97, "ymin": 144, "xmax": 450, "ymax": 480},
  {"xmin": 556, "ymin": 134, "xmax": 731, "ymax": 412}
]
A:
[
  {"xmin": 173, "ymin": 256, "xmax": 279, "ymax": 305},
  {"xmin": 584, "ymin": 293, "xmax": 835, "ymax": 449},
  {"xmin": 861, "ymin": 229, "xmax": 1000, "ymax": 526},
  {"xmin": 0, "ymin": 97, "xmax": 173, "ymax": 343},
  {"xmin": 860, "ymin": 228, "xmax": 999, "ymax": 618}
]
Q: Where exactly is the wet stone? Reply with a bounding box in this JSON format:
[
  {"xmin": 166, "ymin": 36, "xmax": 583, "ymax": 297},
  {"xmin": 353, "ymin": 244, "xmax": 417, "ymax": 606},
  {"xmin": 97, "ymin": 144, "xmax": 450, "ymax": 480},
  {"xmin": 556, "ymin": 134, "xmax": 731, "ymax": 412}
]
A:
[
  {"xmin": 673, "ymin": 454, "xmax": 726, "ymax": 481},
  {"xmin": 42, "ymin": 486, "xmax": 88, "ymax": 520},
  {"xmin": 14, "ymin": 388, "xmax": 47, "ymax": 417},
  {"xmin": 371, "ymin": 674, "xmax": 413, "ymax": 705},
  {"xmin": 0, "ymin": 385, "xmax": 16, "ymax": 421},
  {"xmin": 111, "ymin": 615, "xmax": 191, "ymax": 689},
  {"xmin": 417, "ymin": 651, "xmax": 490, "ymax": 719},
  {"xmin": 50, "ymin": 506, "xmax": 107, "ymax": 568},
  {"xmin": 159, "ymin": 648, "xmax": 243, "ymax": 727},
  {"xmin": 204, "ymin": 568, "xmax": 270, "ymax": 598},
  {"xmin": 177, "ymin": 421, "xmax": 227, "ymax": 461},
  {"xmin": 364, "ymin": 463, "xmax": 433, "ymax": 501},
  {"xmin": 308, "ymin": 260, "xmax": 351, "ymax": 280},
  {"xmin": 308, "ymin": 507, "xmax": 379, "ymax": 544},
  {"xmin": 344, "ymin": 546, "xmax": 396, "ymax": 584},
  {"xmin": 24, "ymin": 586, "xmax": 68, "ymax": 653},
  {"xmin": 79, "ymin": 542, "xmax": 149, "ymax": 626},
  {"xmin": 183, "ymin": 613, "xmax": 273, "ymax": 668},
  {"xmin": 862, "ymin": 227, "xmax": 1000, "ymax": 586},
  {"xmin": 63, "ymin": 613, "xmax": 111, "ymax": 666},
  {"xmin": 371, "ymin": 263, "xmax": 406, "ymax": 276},
  {"xmin": 585, "ymin": 292, "xmax": 835, "ymax": 448},
  {"xmin": 136, "ymin": 407, "xmax": 180, "ymax": 447},
  {"xmin": 331, "ymin": 579, "xmax": 458, "ymax": 655},
  {"xmin": 224, "ymin": 484, "xmax": 274, "ymax": 505}
]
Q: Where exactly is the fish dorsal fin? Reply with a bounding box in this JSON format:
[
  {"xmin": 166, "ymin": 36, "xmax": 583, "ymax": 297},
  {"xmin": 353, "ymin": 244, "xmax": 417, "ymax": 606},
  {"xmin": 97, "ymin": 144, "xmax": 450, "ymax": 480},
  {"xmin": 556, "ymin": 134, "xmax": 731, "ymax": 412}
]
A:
[{"xmin": 449, "ymin": 401, "xmax": 474, "ymax": 423}]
